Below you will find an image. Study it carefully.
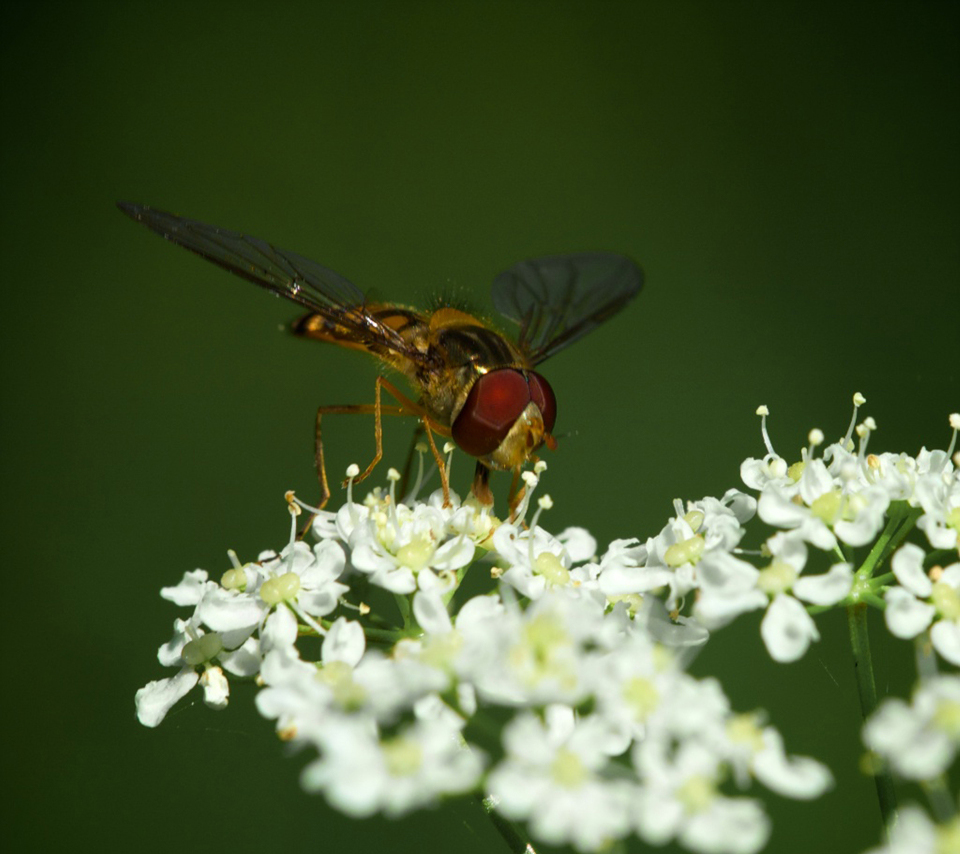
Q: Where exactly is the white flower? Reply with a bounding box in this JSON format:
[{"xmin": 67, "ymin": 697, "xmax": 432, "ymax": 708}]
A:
[
  {"xmin": 863, "ymin": 674, "xmax": 960, "ymax": 780},
  {"xmin": 258, "ymin": 539, "xmax": 349, "ymax": 619},
  {"xmin": 914, "ymin": 459, "xmax": 960, "ymax": 550},
  {"xmin": 724, "ymin": 717, "xmax": 832, "ymax": 799},
  {"xmin": 885, "ymin": 543, "xmax": 960, "ymax": 664},
  {"xmin": 588, "ymin": 631, "xmax": 683, "ymax": 745},
  {"xmin": 487, "ymin": 709, "xmax": 634, "ymax": 852},
  {"xmin": 492, "ymin": 522, "xmax": 575, "ymax": 599},
  {"xmin": 301, "ymin": 716, "xmax": 483, "ymax": 817},
  {"xmin": 694, "ymin": 528, "xmax": 847, "ymax": 659},
  {"xmin": 632, "ymin": 739, "xmax": 770, "ymax": 854},
  {"xmin": 135, "ymin": 667, "xmax": 199, "ymax": 728},
  {"xmin": 760, "ymin": 594, "xmax": 820, "ymax": 663},
  {"xmin": 863, "ymin": 805, "xmax": 960, "ymax": 854},
  {"xmin": 135, "ymin": 615, "xmax": 259, "ymax": 726},
  {"xmin": 350, "ymin": 498, "xmax": 474, "ymax": 594}
]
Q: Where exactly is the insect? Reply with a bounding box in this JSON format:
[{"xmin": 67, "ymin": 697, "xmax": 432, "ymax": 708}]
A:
[{"xmin": 117, "ymin": 202, "xmax": 643, "ymax": 508}]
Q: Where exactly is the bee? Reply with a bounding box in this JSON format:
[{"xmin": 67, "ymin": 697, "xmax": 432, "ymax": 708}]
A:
[{"xmin": 117, "ymin": 203, "xmax": 643, "ymax": 507}]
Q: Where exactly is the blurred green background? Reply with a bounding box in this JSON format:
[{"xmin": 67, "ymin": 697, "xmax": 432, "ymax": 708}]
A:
[{"xmin": 3, "ymin": 2, "xmax": 957, "ymax": 852}]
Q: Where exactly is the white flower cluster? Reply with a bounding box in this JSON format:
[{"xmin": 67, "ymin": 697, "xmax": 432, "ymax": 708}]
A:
[
  {"xmin": 136, "ymin": 464, "xmax": 831, "ymax": 854},
  {"xmin": 135, "ymin": 399, "xmax": 959, "ymax": 854}
]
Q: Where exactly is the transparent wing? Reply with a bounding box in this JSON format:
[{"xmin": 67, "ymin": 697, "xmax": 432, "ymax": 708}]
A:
[
  {"xmin": 117, "ymin": 202, "xmax": 411, "ymax": 354},
  {"xmin": 490, "ymin": 253, "xmax": 643, "ymax": 364}
]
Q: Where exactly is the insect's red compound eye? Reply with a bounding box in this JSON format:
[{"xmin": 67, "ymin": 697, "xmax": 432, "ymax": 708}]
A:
[
  {"xmin": 452, "ymin": 369, "xmax": 531, "ymax": 457},
  {"xmin": 527, "ymin": 372, "xmax": 557, "ymax": 434}
]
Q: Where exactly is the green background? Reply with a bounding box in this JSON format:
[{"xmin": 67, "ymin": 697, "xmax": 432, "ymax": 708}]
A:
[{"xmin": 4, "ymin": 2, "xmax": 957, "ymax": 852}]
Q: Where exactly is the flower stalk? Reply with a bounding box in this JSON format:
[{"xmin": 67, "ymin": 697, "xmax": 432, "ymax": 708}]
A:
[{"xmin": 847, "ymin": 602, "xmax": 899, "ymax": 833}]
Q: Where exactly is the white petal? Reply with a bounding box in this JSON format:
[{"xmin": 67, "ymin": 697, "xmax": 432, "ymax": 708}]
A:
[
  {"xmin": 752, "ymin": 729, "xmax": 832, "ymax": 798},
  {"xmin": 834, "ymin": 487, "xmax": 890, "ymax": 547},
  {"xmin": 220, "ymin": 636, "xmax": 261, "ymax": 676},
  {"xmin": 792, "ymin": 562, "xmax": 853, "ymax": 606},
  {"xmin": 558, "ymin": 527, "xmax": 597, "ymax": 563},
  {"xmin": 760, "ymin": 595, "xmax": 819, "ymax": 662},
  {"xmin": 766, "ymin": 530, "xmax": 808, "ymax": 572},
  {"xmin": 200, "ymin": 666, "xmax": 229, "ymax": 709},
  {"xmin": 931, "ymin": 620, "xmax": 960, "ymax": 666},
  {"xmin": 412, "ymin": 591, "xmax": 453, "ymax": 635},
  {"xmin": 350, "ymin": 542, "xmax": 397, "ymax": 574},
  {"xmin": 309, "ymin": 509, "xmax": 340, "ymax": 540},
  {"xmin": 891, "ymin": 543, "xmax": 931, "ymax": 597},
  {"xmin": 599, "ymin": 564, "xmax": 674, "ymax": 596},
  {"xmin": 501, "ymin": 566, "xmax": 546, "ymax": 599},
  {"xmin": 197, "ymin": 587, "xmax": 265, "ymax": 633},
  {"xmin": 135, "ymin": 667, "xmax": 199, "ymax": 727},
  {"xmin": 697, "ymin": 551, "xmax": 760, "ymax": 591},
  {"xmin": 297, "ymin": 581, "xmax": 349, "ymax": 618},
  {"xmin": 798, "ymin": 516, "xmax": 838, "ymax": 552},
  {"xmin": 798, "ymin": 459, "xmax": 834, "ymax": 505},
  {"xmin": 917, "ymin": 514, "xmax": 959, "ymax": 550},
  {"xmin": 372, "ymin": 565, "xmax": 417, "ymax": 594},
  {"xmin": 883, "ymin": 588, "xmax": 934, "ymax": 638},
  {"xmin": 695, "ymin": 588, "xmax": 768, "ymax": 629},
  {"xmin": 431, "ymin": 534, "xmax": 475, "ymax": 570},
  {"xmin": 323, "ymin": 617, "xmax": 366, "ymax": 666},
  {"xmin": 261, "ymin": 605, "xmax": 299, "ymax": 651},
  {"xmin": 160, "ymin": 569, "xmax": 211, "ymax": 606},
  {"xmin": 157, "ymin": 617, "xmax": 193, "ymax": 666},
  {"xmin": 682, "ymin": 797, "xmax": 770, "ymax": 854}
]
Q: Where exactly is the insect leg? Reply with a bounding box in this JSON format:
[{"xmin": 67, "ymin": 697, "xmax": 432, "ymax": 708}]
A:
[
  {"xmin": 352, "ymin": 376, "xmax": 440, "ymax": 486},
  {"xmin": 313, "ymin": 398, "xmax": 407, "ymax": 507},
  {"xmin": 420, "ymin": 418, "xmax": 451, "ymax": 507},
  {"xmin": 507, "ymin": 468, "xmax": 525, "ymax": 520},
  {"xmin": 471, "ymin": 461, "xmax": 494, "ymax": 506},
  {"xmin": 398, "ymin": 421, "xmax": 426, "ymax": 498}
]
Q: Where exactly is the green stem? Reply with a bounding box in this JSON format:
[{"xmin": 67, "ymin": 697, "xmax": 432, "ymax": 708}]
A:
[
  {"xmin": 847, "ymin": 603, "xmax": 899, "ymax": 834},
  {"xmin": 363, "ymin": 625, "xmax": 404, "ymax": 644},
  {"xmin": 923, "ymin": 775, "xmax": 958, "ymax": 823},
  {"xmin": 859, "ymin": 503, "xmax": 918, "ymax": 579},
  {"xmin": 394, "ymin": 592, "xmax": 413, "ymax": 630},
  {"xmin": 477, "ymin": 794, "xmax": 536, "ymax": 853}
]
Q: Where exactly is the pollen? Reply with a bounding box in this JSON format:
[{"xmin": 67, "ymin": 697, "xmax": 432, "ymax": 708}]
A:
[
  {"xmin": 622, "ymin": 676, "xmax": 659, "ymax": 720},
  {"xmin": 382, "ymin": 736, "xmax": 423, "ymax": 777},
  {"xmin": 182, "ymin": 632, "xmax": 223, "ymax": 666},
  {"xmin": 726, "ymin": 713, "xmax": 765, "ymax": 752},
  {"xmin": 758, "ymin": 560, "xmax": 798, "ymax": 595},
  {"xmin": 221, "ymin": 567, "xmax": 247, "ymax": 591},
  {"xmin": 535, "ymin": 551, "xmax": 569, "ymax": 586},
  {"xmin": 396, "ymin": 535, "xmax": 436, "ymax": 572},
  {"xmin": 677, "ymin": 775, "xmax": 715, "ymax": 814},
  {"xmin": 810, "ymin": 490, "xmax": 842, "ymax": 524},
  {"xmin": 932, "ymin": 581, "xmax": 960, "ymax": 621},
  {"xmin": 550, "ymin": 747, "xmax": 588, "ymax": 788},
  {"xmin": 664, "ymin": 534, "xmax": 705, "ymax": 567},
  {"xmin": 260, "ymin": 571, "xmax": 301, "ymax": 605}
]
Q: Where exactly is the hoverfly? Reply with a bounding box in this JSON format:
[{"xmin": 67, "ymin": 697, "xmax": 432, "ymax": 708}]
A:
[{"xmin": 117, "ymin": 202, "xmax": 643, "ymax": 508}]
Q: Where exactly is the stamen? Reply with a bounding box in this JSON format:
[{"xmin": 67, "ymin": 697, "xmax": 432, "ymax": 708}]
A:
[
  {"xmin": 527, "ymin": 495, "xmax": 553, "ymax": 569},
  {"xmin": 386, "ymin": 467, "xmax": 401, "ymax": 530},
  {"xmin": 345, "ymin": 463, "xmax": 360, "ymax": 505},
  {"xmin": 807, "ymin": 428, "xmax": 824, "ymax": 459},
  {"xmin": 843, "ymin": 392, "xmax": 866, "ymax": 448},
  {"xmin": 286, "ymin": 489, "xmax": 322, "ymax": 516},
  {"xmin": 511, "ymin": 471, "xmax": 540, "ymax": 526},
  {"xmin": 756, "ymin": 405, "xmax": 775, "ymax": 456},
  {"xmin": 227, "ymin": 549, "xmax": 242, "ymax": 570},
  {"xmin": 290, "ymin": 600, "xmax": 325, "ymax": 636},
  {"xmin": 443, "ymin": 442, "xmax": 456, "ymax": 481},
  {"xmin": 856, "ymin": 416, "xmax": 877, "ymax": 459},
  {"xmin": 947, "ymin": 413, "xmax": 960, "ymax": 459},
  {"xmin": 404, "ymin": 443, "xmax": 428, "ymax": 506}
]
